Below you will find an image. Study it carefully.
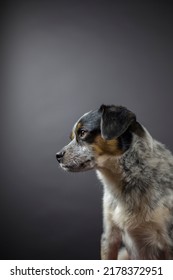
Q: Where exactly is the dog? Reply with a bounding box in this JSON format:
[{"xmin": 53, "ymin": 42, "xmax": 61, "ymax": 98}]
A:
[{"xmin": 56, "ymin": 105, "xmax": 173, "ymax": 259}]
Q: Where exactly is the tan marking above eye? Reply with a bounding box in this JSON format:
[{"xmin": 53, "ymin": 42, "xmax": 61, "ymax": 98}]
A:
[
  {"xmin": 69, "ymin": 131, "xmax": 75, "ymax": 140},
  {"xmin": 76, "ymin": 122, "xmax": 82, "ymax": 130},
  {"xmin": 75, "ymin": 122, "xmax": 83, "ymax": 137},
  {"xmin": 70, "ymin": 122, "xmax": 82, "ymax": 140}
]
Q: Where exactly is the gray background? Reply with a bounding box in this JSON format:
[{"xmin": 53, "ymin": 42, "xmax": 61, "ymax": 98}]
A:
[{"xmin": 1, "ymin": 0, "xmax": 173, "ymax": 259}]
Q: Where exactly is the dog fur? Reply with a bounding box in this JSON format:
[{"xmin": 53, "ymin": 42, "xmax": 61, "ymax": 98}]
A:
[{"xmin": 56, "ymin": 105, "xmax": 173, "ymax": 260}]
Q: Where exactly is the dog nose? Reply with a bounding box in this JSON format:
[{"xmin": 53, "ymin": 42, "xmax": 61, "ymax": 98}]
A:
[{"xmin": 56, "ymin": 151, "xmax": 65, "ymax": 163}]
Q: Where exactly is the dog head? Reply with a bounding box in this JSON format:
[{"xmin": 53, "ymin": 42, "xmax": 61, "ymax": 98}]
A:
[{"xmin": 56, "ymin": 105, "xmax": 137, "ymax": 172}]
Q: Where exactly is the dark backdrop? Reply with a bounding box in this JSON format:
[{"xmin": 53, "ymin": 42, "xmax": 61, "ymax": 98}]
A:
[{"xmin": 1, "ymin": 0, "xmax": 173, "ymax": 259}]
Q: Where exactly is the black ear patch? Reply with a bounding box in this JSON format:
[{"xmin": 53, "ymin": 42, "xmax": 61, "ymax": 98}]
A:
[{"xmin": 99, "ymin": 105, "xmax": 136, "ymax": 140}]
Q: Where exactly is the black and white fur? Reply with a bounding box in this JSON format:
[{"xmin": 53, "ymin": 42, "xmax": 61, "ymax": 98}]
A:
[{"xmin": 56, "ymin": 105, "xmax": 173, "ymax": 259}]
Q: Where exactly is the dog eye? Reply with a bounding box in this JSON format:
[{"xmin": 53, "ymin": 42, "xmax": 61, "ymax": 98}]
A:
[{"xmin": 79, "ymin": 129, "xmax": 88, "ymax": 139}]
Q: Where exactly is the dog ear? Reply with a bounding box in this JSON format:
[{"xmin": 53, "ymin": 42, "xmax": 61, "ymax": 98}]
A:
[{"xmin": 99, "ymin": 105, "xmax": 136, "ymax": 140}]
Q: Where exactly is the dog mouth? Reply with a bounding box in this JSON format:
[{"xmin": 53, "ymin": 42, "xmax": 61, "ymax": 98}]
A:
[{"xmin": 60, "ymin": 160, "xmax": 94, "ymax": 172}]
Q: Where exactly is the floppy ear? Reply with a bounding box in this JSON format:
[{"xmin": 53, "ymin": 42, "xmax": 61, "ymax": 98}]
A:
[{"xmin": 99, "ymin": 105, "xmax": 136, "ymax": 140}]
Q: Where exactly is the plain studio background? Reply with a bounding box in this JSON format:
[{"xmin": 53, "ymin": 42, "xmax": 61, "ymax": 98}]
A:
[{"xmin": 1, "ymin": 0, "xmax": 173, "ymax": 259}]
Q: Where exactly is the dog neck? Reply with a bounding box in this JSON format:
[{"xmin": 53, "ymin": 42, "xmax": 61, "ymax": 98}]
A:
[{"xmin": 96, "ymin": 156, "xmax": 123, "ymax": 197}]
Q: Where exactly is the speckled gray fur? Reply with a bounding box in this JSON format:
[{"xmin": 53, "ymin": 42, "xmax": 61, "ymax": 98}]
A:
[{"xmin": 56, "ymin": 106, "xmax": 173, "ymax": 259}]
